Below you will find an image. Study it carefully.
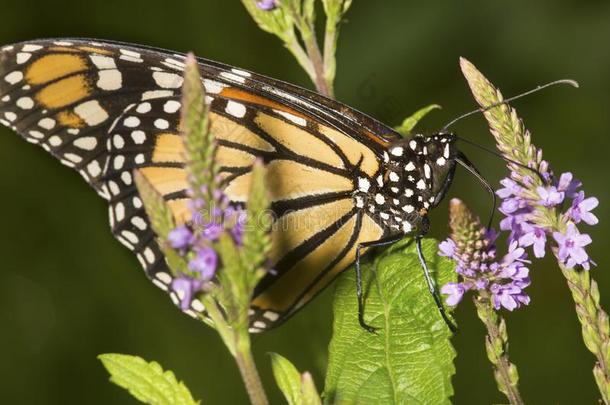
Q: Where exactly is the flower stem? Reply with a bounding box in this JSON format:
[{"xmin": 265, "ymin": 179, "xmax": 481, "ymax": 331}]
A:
[
  {"xmin": 559, "ymin": 261, "xmax": 610, "ymax": 404},
  {"xmin": 234, "ymin": 331, "xmax": 269, "ymax": 405},
  {"xmin": 322, "ymin": 15, "xmax": 338, "ymax": 98},
  {"xmin": 301, "ymin": 27, "xmax": 332, "ymax": 98},
  {"xmin": 283, "ymin": 3, "xmax": 332, "ymax": 98},
  {"xmin": 474, "ymin": 294, "xmax": 524, "ymax": 405}
]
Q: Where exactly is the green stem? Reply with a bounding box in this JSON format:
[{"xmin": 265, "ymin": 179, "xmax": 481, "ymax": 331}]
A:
[
  {"xmin": 322, "ymin": 16, "xmax": 338, "ymax": 98},
  {"xmin": 560, "ymin": 262, "xmax": 610, "ymax": 404},
  {"xmin": 234, "ymin": 332, "xmax": 269, "ymax": 405},
  {"xmin": 283, "ymin": 31, "xmax": 317, "ymax": 84},
  {"xmin": 301, "ymin": 27, "xmax": 331, "ymax": 97},
  {"xmin": 285, "ymin": 3, "xmax": 332, "ymax": 97},
  {"xmin": 474, "ymin": 294, "xmax": 524, "ymax": 405}
]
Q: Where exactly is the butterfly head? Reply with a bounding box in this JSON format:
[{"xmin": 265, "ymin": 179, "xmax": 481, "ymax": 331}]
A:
[{"xmin": 357, "ymin": 132, "xmax": 458, "ymax": 234}]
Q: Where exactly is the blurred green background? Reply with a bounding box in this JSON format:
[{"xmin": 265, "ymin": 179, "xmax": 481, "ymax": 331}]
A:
[{"xmin": 0, "ymin": 0, "xmax": 608, "ymax": 403}]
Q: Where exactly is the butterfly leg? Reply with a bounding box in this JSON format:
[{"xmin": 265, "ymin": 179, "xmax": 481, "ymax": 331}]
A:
[
  {"xmin": 415, "ymin": 216, "xmax": 458, "ymax": 333},
  {"xmin": 355, "ymin": 233, "xmax": 404, "ymax": 333}
]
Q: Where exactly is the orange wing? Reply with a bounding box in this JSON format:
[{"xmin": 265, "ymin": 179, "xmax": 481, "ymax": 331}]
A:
[{"xmin": 0, "ymin": 39, "xmax": 397, "ymax": 331}]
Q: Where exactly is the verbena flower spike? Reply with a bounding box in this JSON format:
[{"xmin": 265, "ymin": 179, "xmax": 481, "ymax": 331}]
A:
[
  {"xmin": 460, "ymin": 58, "xmax": 609, "ymax": 404},
  {"xmin": 134, "ymin": 54, "xmax": 274, "ymax": 405},
  {"xmin": 440, "ymin": 199, "xmax": 525, "ymax": 405}
]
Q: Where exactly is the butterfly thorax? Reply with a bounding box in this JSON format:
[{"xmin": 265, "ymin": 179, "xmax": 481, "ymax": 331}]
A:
[{"xmin": 354, "ymin": 132, "xmax": 458, "ymax": 234}]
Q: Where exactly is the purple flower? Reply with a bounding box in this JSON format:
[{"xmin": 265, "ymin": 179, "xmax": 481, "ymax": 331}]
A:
[
  {"xmin": 202, "ymin": 221, "xmax": 223, "ymax": 241},
  {"xmin": 568, "ymin": 191, "xmax": 599, "ymax": 225},
  {"xmin": 171, "ymin": 277, "xmax": 202, "ymax": 310},
  {"xmin": 188, "ymin": 247, "xmax": 218, "ymax": 280},
  {"xmin": 168, "ymin": 225, "xmax": 193, "ymax": 250},
  {"xmin": 231, "ymin": 210, "xmax": 247, "ymax": 245},
  {"xmin": 500, "ymin": 197, "xmax": 522, "ymax": 215},
  {"xmin": 439, "ymin": 220, "xmax": 531, "ymax": 311},
  {"xmin": 440, "ymin": 282, "xmax": 469, "ymax": 306},
  {"xmin": 537, "ymin": 185, "xmax": 565, "ymax": 207},
  {"xmin": 519, "ymin": 223, "xmax": 547, "ymax": 258},
  {"xmin": 438, "ymin": 239, "xmax": 456, "ymax": 257},
  {"xmin": 503, "ymin": 240, "xmax": 528, "ymax": 265},
  {"xmin": 496, "ymin": 178, "xmax": 522, "ymax": 199},
  {"xmin": 557, "ymin": 172, "xmax": 582, "ymax": 199},
  {"xmin": 256, "ymin": 0, "xmax": 277, "ymax": 11},
  {"xmin": 553, "ymin": 223, "xmax": 594, "ymax": 270},
  {"xmin": 500, "ymin": 262, "xmax": 529, "ymax": 282},
  {"xmin": 491, "ymin": 283, "xmax": 530, "ymax": 311}
]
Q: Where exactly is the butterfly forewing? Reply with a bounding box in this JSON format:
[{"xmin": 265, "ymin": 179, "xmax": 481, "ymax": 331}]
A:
[{"xmin": 0, "ymin": 39, "xmax": 401, "ymax": 331}]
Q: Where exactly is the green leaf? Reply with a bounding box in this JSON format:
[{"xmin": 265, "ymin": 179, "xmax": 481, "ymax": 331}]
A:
[
  {"xmin": 395, "ymin": 104, "xmax": 442, "ymax": 137},
  {"xmin": 324, "ymin": 238, "xmax": 457, "ymax": 405},
  {"xmin": 98, "ymin": 353, "xmax": 199, "ymax": 405},
  {"xmin": 270, "ymin": 353, "xmax": 304, "ymax": 405},
  {"xmin": 270, "ymin": 353, "xmax": 322, "ymax": 405},
  {"xmin": 241, "ymin": 0, "xmax": 294, "ymax": 40},
  {"xmin": 301, "ymin": 372, "xmax": 322, "ymax": 405}
]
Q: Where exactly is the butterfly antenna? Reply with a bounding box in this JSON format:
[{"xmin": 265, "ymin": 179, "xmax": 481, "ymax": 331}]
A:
[
  {"xmin": 455, "ymin": 136, "xmax": 547, "ymax": 184},
  {"xmin": 455, "ymin": 152, "xmax": 496, "ymax": 230},
  {"xmin": 442, "ymin": 79, "xmax": 579, "ymax": 131}
]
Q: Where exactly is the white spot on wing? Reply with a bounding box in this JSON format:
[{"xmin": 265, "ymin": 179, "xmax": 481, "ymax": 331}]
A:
[
  {"xmin": 131, "ymin": 130, "xmax": 146, "ymax": 144},
  {"xmin": 142, "ymin": 90, "xmax": 173, "ymax": 100},
  {"xmin": 163, "ymin": 100, "xmax": 181, "ymax": 113},
  {"xmin": 5, "ymin": 71, "xmax": 23, "ymax": 84},
  {"xmin": 131, "ymin": 216, "xmax": 147, "ymax": 230},
  {"xmin": 74, "ymin": 137, "xmax": 97, "ymax": 150},
  {"xmin": 97, "ymin": 69, "xmax": 122, "ymax": 90},
  {"xmin": 16, "ymin": 97, "xmax": 34, "ymax": 109},
  {"xmin": 74, "ymin": 100, "xmax": 109, "ymax": 126},
  {"xmin": 136, "ymin": 102, "xmax": 152, "ymax": 114},
  {"xmin": 48, "ymin": 136, "xmax": 62, "ymax": 147},
  {"xmin": 203, "ymin": 79, "xmax": 225, "ymax": 94},
  {"xmin": 123, "ymin": 116, "xmax": 141, "ymax": 128},
  {"xmin": 154, "ymin": 119, "xmax": 169, "ymax": 129},
  {"xmin": 90, "ymin": 55, "xmax": 116, "ymax": 69},
  {"xmin": 16, "ymin": 52, "xmax": 31, "ymax": 64},
  {"xmin": 220, "ymin": 71, "xmax": 246, "ymax": 84},
  {"xmin": 115, "ymin": 202, "xmax": 125, "ymax": 221},
  {"xmin": 275, "ymin": 110, "xmax": 306, "ymax": 126},
  {"xmin": 38, "ymin": 117, "xmax": 56, "ymax": 129},
  {"xmin": 231, "ymin": 68, "xmax": 252, "ymax": 77},
  {"xmin": 153, "ymin": 71, "xmax": 183, "ymax": 89},
  {"xmin": 225, "ymin": 101, "xmax": 246, "ymax": 118},
  {"xmin": 22, "ymin": 44, "xmax": 42, "ymax": 52},
  {"xmin": 63, "ymin": 153, "xmax": 82, "ymax": 163},
  {"xmin": 87, "ymin": 160, "xmax": 102, "ymax": 177},
  {"xmin": 121, "ymin": 230, "xmax": 139, "ymax": 244}
]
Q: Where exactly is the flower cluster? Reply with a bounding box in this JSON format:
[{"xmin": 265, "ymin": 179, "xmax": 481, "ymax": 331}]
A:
[
  {"xmin": 256, "ymin": 0, "xmax": 277, "ymax": 11},
  {"xmin": 440, "ymin": 200, "xmax": 531, "ymax": 311},
  {"xmin": 498, "ymin": 171, "xmax": 598, "ymax": 270},
  {"xmin": 167, "ymin": 188, "xmax": 246, "ymax": 309}
]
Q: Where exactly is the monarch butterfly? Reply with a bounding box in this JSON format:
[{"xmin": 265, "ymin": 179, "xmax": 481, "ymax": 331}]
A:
[{"xmin": 0, "ymin": 38, "xmax": 474, "ymax": 333}]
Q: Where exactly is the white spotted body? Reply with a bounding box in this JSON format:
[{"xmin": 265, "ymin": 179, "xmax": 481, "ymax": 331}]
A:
[{"xmin": 353, "ymin": 133, "xmax": 458, "ymax": 235}]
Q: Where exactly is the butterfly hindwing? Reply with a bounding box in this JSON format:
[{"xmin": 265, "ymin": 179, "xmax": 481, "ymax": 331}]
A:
[{"xmin": 0, "ymin": 38, "xmax": 395, "ymax": 331}]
